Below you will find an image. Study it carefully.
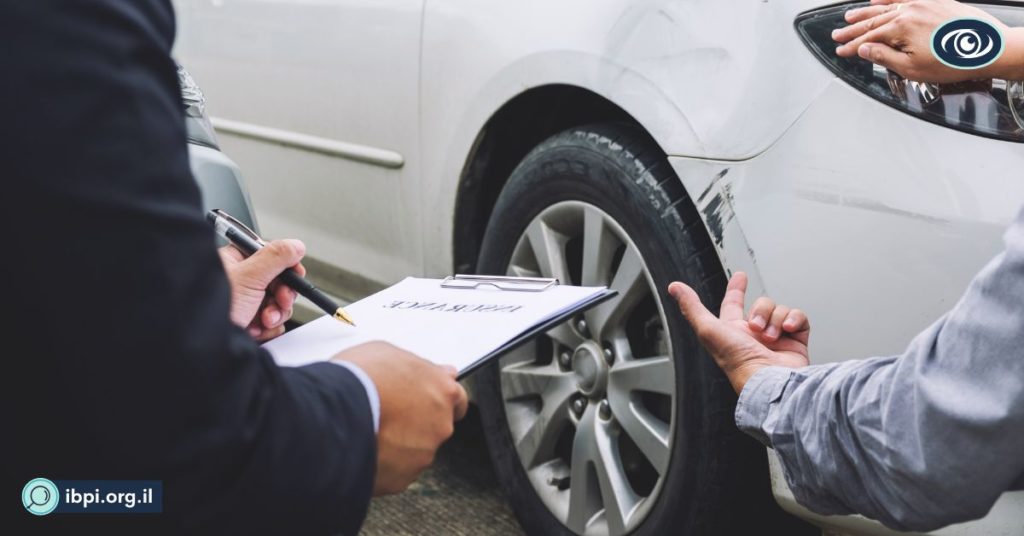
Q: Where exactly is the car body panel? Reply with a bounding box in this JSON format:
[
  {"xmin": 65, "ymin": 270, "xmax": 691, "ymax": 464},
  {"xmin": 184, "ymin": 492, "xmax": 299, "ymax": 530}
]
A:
[
  {"xmin": 419, "ymin": 0, "xmax": 839, "ymax": 277},
  {"xmin": 189, "ymin": 142, "xmax": 258, "ymax": 232},
  {"xmin": 174, "ymin": 0, "xmax": 423, "ymax": 283},
  {"xmin": 672, "ymin": 79, "xmax": 1024, "ymax": 535},
  {"xmin": 673, "ymin": 77, "xmax": 1024, "ymax": 362}
]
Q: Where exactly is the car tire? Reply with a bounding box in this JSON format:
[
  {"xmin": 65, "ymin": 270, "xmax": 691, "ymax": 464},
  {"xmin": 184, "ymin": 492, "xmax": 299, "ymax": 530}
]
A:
[{"xmin": 475, "ymin": 123, "xmax": 809, "ymax": 535}]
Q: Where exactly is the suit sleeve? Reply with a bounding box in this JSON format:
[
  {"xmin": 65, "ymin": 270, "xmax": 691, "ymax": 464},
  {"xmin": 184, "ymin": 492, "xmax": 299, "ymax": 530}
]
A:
[
  {"xmin": 735, "ymin": 207, "xmax": 1024, "ymax": 532},
  {"xmin": 1, "ymin": 1, "xmax": 375, "ymax": 534}
]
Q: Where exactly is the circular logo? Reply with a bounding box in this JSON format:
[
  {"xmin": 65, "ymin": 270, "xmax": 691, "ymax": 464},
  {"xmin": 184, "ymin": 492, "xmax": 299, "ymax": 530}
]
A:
[
  {"xmin": 931, "ymin": 18, "xmax": 1004, "ymax": 69},
  {"xmin": 22, "ymin": 478, "xmax": 59, "ymax": 516}
]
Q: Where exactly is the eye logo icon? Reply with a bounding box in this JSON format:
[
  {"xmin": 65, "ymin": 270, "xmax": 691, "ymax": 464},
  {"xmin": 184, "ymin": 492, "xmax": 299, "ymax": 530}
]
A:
[
  {"xmin": 931, "ymin": 18, "xmax": 1004, "ymax": 69},
  {"xmin": 22, "ymin": 478, "xmax": 59, "ymax": 516}
]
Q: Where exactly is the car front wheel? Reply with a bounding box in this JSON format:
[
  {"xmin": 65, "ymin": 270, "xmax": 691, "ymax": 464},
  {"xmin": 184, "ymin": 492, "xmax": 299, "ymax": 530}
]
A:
[{"xmin": 475, "ymin": 123, "xmax": 803, "ymax": 535}]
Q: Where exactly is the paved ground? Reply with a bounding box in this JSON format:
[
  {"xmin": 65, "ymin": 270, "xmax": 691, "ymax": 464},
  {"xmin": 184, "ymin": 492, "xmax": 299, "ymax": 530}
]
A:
[{"xmin": 360, "ymin": 407, "xmax": 525, "ymax": 536}]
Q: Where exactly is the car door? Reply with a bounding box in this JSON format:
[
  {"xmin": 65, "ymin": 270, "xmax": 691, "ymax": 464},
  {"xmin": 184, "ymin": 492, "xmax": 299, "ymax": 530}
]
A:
[{"xmin": 173, "ymin": 0, "xmax": 424, "ymax": 293}]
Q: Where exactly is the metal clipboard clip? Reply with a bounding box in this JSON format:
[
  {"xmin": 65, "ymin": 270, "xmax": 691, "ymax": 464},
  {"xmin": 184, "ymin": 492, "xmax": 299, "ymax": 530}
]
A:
[{"xmin": 440, "ymin": 274, "xmax": 558, "ymax": 292}]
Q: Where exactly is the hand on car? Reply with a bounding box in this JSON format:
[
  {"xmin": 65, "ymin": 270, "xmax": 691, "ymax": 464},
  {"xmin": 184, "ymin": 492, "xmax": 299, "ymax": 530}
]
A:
[
  {"xmin": 668, "ymin": 272, "xmax": 810, "ymax": 394},
  {"xmin": 333, "ymin": 342, "xmax": 469, "ymax": 495},
  {"xmin": 219, "ymin": 239, "xmax": 305, "ymax": 341},
  {"xmin": 834, "ymin": 0, "xmax": 1018, "ymax": 84}
]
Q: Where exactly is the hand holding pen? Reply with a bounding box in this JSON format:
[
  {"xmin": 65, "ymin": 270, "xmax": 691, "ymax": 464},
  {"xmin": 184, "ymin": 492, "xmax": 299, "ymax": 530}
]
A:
[
  {"xmin": 209, "ymin": 210, "xmax": 355, "ymax": 342},
  {"xmin": 218, "ymin": 239, "xmax": 307, "ymax": 341}
]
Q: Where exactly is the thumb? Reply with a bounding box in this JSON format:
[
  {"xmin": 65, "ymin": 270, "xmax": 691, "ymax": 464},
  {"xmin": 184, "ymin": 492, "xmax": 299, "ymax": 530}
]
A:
[
  {"xmin": 667, "ymin": 282, "xmax": 719, "ymax": 338},
  {"xmin": 236, "ymin": 239, "xmax": 306, "ymax": 290}
]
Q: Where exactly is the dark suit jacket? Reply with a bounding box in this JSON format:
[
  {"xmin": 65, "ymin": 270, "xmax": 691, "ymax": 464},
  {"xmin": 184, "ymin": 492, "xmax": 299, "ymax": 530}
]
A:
[{"xmin": 0, "ymin": 1, "xmax": 375, "ymax": 534}]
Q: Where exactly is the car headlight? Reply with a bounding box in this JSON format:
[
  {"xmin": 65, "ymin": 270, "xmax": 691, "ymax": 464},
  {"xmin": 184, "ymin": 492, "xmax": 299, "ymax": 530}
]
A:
[
  {"xmin": 796, "ymin": 2, "xmax": 1024, "ymax": 142},
  {"xmin": 176, "ymin": 63, "xmax": 219, "ymax": 149}
]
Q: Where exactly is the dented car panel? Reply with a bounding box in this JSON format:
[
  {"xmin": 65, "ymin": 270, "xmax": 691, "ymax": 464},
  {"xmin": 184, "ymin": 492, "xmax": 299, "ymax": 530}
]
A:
[
  {"xmin": 675, "ymin": 77, "xmax": 1024, "ymax": 535},
  {"xmin": 702, "ymin": 78, "xmax": 1024, "ymax": 363}
]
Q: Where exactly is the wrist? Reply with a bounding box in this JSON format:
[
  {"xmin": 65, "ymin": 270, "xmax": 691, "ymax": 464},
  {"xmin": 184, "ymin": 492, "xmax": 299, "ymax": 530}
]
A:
[
  {"xmin": 725, "ymin": 362, "xmax": 768, "ymax": 395},
  {"xmin": 988, "ymin": 27, "xmax": 1024, "ymax": 81}
]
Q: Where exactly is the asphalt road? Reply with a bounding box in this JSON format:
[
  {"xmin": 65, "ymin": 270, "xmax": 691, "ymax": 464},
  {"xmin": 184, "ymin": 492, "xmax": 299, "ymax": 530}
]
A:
[{"xmin": 360, "ymin": 407, "xmax": 525, "ymax": 536}]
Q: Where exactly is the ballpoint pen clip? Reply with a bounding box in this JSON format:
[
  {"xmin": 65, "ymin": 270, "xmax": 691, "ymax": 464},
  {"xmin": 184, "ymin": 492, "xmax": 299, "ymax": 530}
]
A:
[{"xmin": 211, "ymin": 208, "xmax": 266, "ymax": 246}]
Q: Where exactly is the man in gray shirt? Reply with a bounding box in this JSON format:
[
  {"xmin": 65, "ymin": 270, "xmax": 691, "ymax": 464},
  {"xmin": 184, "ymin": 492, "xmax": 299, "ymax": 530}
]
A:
[{"xmin": 668, "ymin": 0, "xmax": 1024, "ymax": 531}]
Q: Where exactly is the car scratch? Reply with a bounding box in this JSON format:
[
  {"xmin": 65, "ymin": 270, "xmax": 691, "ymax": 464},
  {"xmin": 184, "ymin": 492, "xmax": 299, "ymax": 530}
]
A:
[
  {"xmin": 698, "ymin": 168, "xmax": 734, "ymax": 247},
  {"xmin": 795, "ymin": 190, "xmax": 950, "ymax": 224}
]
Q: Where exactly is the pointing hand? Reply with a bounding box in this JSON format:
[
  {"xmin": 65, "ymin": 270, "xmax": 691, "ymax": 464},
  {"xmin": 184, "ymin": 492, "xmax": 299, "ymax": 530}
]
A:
[{"xmin": 668, "ymin": 272, "xmax": 810, "ymax": 394}]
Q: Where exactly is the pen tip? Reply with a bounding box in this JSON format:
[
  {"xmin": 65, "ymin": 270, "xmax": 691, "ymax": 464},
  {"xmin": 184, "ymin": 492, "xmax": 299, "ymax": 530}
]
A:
[{"xmin": 334, "ymin": 308, "xmax": 356, "ymax": 326}]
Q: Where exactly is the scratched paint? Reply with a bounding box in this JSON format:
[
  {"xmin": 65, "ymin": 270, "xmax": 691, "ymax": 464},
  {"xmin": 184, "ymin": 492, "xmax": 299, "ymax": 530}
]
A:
[{"xmin": 697, "ymin": 168, "xmax": 736, "ymax": 248}]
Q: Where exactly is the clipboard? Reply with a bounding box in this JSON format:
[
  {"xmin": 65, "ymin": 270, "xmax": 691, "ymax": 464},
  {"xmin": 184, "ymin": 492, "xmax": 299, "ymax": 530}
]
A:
[
  {"xmin": 440, "ymin": 274, "xmax": 559, "ymax": 292},
  {"xmin": 443, "ymin": 275, "xmax": 617, "ymax": 378},
  {"xmin": 262, "ymin": 275, "xmax": 618, "ymax": 378}
]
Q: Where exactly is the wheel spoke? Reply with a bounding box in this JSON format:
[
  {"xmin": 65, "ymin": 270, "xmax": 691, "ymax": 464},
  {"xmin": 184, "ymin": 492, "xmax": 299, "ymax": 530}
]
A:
[
  {"xmin": 609, "ymin": 355, "xmax": 674, "ymax": 395},
  {"xmin": 568, "ymin": 407, "xmax": 642, "ymax": 534},
  {"xmin": 608, "ymin": 397, "xmax": 671, "ymax": 476},
  {"xmin": 526, "ymin": 218, "xmax": 571, "ymax": 284},
  {"xmin": 546, "ymin": 322, "xmax": 585, "ymax": 349},
  {"xmin": 508, "ymin": 264, "xmax": 538, "ymax": 278},
  {"xmin": 585, "ymin": 245, "xmax": 647, "ymax": 338},
  {"xmin": 502, "ymin": 362, "xmax": 577, "ymax": 468},
  {"xmin": 568, "ymin": 406, "xmax": 601, "ymax": 533},
  {"xmin": 593, "ymin": 419, "xmax": 641, "ymax": 534},
  {"xmin": 580, "ymin": 207, "xmax": 617, "ymax": 287},
  {"xmin": 501, "ymin": 361, "xmax": 573, "ymax": 400},
  {"xmin": 608, "ymin": 356, "xmax": 673, "ymax": 474}
]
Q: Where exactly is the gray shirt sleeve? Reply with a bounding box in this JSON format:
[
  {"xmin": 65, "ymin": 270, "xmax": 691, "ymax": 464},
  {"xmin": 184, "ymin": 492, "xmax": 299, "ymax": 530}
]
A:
[{"xmin": 735, "ymin": 207, "xmax": 1024, "ymax": 532}]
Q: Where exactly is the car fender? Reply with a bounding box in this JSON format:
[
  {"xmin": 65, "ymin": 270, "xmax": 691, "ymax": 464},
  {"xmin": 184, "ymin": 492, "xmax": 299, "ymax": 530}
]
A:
[{"xmin": 420, "ymin": 0, "xmax": 833, "ymax": 282}]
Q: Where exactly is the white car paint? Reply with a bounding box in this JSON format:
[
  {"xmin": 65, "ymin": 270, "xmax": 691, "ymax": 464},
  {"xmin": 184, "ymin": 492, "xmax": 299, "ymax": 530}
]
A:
[{"xmin": 172, "ymin": 0, "xmax": 1024, "ymax": 533}]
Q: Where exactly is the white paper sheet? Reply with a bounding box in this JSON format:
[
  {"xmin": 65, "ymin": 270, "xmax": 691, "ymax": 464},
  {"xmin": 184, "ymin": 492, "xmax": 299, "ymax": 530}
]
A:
[{"xmin": 262, "ymin": 277, "xmax": 608, "ymax": 373}]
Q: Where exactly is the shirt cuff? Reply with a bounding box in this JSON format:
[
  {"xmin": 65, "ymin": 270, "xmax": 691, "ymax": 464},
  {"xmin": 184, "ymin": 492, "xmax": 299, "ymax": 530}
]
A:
[
  {"xmin": 735, "ymin": 366, "xmax": 794, "ymax": 447},
  {"xmin": 331, "ymin": 361, "xmax": 380, "ymax": 433}
]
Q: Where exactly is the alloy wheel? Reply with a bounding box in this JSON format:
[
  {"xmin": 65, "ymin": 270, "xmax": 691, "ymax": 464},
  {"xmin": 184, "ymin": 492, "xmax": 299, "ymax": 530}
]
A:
[{"xmin": 499, "ymin": 201, "xmax": 675, "ymax": 536}]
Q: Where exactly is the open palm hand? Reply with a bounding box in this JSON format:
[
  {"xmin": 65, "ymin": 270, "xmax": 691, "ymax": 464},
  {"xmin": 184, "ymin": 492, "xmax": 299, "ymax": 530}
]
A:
[{"xmin": 668, "ymin": 272, "xmax": 810, "ymax": 394}]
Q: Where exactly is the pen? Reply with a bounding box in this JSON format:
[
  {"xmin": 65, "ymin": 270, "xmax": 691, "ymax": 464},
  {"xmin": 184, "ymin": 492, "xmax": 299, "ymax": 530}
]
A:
[{"xmin": 206, "ymin": 209, "xmax": 356, "ymax": 326}]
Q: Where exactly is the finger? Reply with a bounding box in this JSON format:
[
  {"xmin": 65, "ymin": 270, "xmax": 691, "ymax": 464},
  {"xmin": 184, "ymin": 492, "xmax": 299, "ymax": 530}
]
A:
[
  {"xmin": 764, "ymin": 305, "xmax": 791, "ymax": 341},
  {"xmin": 783, "ymin": 309, "xmax": 810, "ymax": 345},
  {"xmin": 857, "ymin": 42, "xmax": 914, "ymax": 76},
  {"xmin": 255, "ymin": 324, "xmax": 286, "ymax": 342},
  {"xmin": 718, "ymin": 272, "xmax": 749, "ymax": 322},
  {"xmin": 671, "ymin": 280, "xmax": 768, "ymax": 370},
  {"xmin": 441, "ymin": 365, "xmax": 458, "ymax": 379},
  {"xmin": 272, "ymin": 282, "xmax": 298, "ymax": 312},
  {"xmin": 452, "ymin": 383, "xmax": 469, "ymax": 421},
  {"xmin": 783, "ymin": 309, "xmax": 810, "ymax": 334},
  {"xmin": 869, "ymin": 0, "xmax": 904, "ymax": 5},
  {"xmin": 668, "ymin": 282, "xmax": 720, "ymax": 336},
  {"xmin": 218, "ymin": 244, "xmax": 245, "ymax": 265},
  {"xmin": 844, "ymin": 4, "xmax": 893, "ymax": 25},
  {"xmin": 835, "ymin": 9, "xmax": 898, "ymax": 44},
  {"xmin": 261, "ymin": 303, "xmax": 286, "ymax": 329},
  {"xmin": 236, "ymin": 239, "xmax": 306, "ymax": 290},
  {"xmin": 747, "ymin": 296, "xmax": 776, "ymax": 332},
  {"xmin": 836, "ymin": 19, "xmax": 904, "ymax": 57}
]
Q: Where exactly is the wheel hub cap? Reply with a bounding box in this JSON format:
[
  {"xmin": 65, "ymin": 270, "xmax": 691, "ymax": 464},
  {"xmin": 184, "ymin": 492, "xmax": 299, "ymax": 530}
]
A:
[{"xmin": 572, "ymin": 341, "xmax": 607, "ymax": 397}]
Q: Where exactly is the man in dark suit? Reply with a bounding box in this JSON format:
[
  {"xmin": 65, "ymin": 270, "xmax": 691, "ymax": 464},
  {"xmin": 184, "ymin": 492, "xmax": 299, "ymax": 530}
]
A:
[{"xmin": 0, "ymin": 1, "xmax": 467, "ymax": 534}]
